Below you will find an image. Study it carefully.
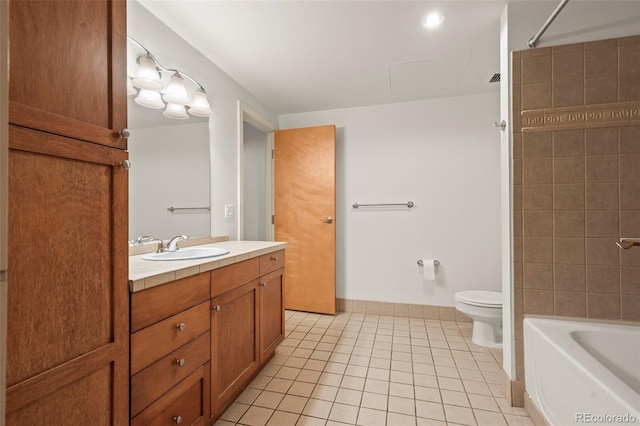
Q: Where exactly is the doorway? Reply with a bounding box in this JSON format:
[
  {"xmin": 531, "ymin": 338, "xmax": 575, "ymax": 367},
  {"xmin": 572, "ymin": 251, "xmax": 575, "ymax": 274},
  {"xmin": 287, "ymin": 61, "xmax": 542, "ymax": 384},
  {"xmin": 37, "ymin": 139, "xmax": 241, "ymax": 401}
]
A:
[
  {"xmin": 242, "ymin": 122, "xmax": 269, "ymax": 241},
  {"xmin": 237, "ymin": 101, "xmax": 275, "ymax": 241}
]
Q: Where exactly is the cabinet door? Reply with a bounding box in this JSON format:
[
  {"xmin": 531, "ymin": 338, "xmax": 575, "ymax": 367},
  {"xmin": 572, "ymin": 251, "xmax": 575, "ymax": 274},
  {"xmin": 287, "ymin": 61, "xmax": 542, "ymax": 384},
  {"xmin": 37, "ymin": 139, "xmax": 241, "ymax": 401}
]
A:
[
  {"xmin": 9, "ymin": 0, "xmax": 127, "ymax": 149},
  {"xmin": 259, "ymin": 268, "xmax": 285, "ymax": 363},
  {"xmin": 5, "ymin": 125, "xmax": 129, "ymax": 425},
  {"xmin": 210, "ymin": 280, "xmax": 260, "ymax": 416}
]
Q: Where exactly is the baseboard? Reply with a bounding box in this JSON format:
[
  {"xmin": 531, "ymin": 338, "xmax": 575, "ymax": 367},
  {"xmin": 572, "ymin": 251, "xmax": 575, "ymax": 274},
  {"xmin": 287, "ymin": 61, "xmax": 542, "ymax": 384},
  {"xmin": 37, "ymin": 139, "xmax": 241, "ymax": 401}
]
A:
[
  {"xmin": 524, "ymin": 391, "xmax": 549, "ymax": 426},
  {"xmin": 336, "ymin": 298, "xmax": 472, "ymax": 322}
]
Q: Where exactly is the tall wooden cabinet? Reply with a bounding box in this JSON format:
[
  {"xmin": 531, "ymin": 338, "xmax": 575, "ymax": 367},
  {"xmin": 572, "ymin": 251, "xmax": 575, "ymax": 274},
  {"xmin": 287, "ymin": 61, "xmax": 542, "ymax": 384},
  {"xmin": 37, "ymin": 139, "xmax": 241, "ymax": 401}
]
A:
[{"xmin": 6, "ymin": 1, "xmax": 129, "ymax": 424}]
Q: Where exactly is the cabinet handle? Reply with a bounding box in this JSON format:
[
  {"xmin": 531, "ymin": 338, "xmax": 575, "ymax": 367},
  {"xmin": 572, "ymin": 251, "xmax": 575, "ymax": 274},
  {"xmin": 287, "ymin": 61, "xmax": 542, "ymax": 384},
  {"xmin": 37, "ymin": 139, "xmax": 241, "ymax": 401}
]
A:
[
  {"xmin": 270, "ymin": 256, "xmax": 278, "ymax": 262},
  {"xmin": 213, "ymin": 305, "xmax": 221, "ymax": 312},
  {"xmin": 176, "ymin": 358, "xmax": 186, "ymax": 367},
  {"xmin": 176, "ymin": 323, "xmax": 186, "ymax": 331},
  {"xmin": 173, "ymin": 416, "xmax": 183, "ymax": 425},
  {"xmin": 120, "ymin": 160, "xmax": 131, "ymax": 170},
  {"xmin": 120, "ymin": 128, "xmax": 131, "ymax": 138},
  {"xmin": 260, "ymin": 282, "xmax": 266, "ymax": 287}
]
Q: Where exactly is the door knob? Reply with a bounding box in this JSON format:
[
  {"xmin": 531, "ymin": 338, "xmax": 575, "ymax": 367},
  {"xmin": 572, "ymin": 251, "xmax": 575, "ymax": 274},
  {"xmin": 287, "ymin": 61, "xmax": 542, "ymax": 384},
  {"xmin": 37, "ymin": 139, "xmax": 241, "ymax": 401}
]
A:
[
  {"xmin": 119, "ymin": 128, "xmax": 131, "ymax": 138},
  {"xmin": 323, "ymin": 217, "xmax": 333, "ymax": 224}
]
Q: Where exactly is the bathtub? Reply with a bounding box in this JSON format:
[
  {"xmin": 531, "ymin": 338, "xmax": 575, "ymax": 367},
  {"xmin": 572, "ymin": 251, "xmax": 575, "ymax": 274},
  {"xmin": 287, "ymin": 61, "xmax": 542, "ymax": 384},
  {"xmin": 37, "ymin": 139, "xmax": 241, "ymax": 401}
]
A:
[{"xmin": 524, "ymin": 317, "xmax": 640, "ymax": 426}]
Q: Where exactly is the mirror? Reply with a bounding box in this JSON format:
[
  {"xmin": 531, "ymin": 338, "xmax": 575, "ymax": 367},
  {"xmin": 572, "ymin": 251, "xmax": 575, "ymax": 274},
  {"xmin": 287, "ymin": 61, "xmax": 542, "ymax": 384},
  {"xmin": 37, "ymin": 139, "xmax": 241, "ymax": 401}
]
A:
[{"xmin": 127, "ymin": 41, "xmax": 211, "ymax": 242}]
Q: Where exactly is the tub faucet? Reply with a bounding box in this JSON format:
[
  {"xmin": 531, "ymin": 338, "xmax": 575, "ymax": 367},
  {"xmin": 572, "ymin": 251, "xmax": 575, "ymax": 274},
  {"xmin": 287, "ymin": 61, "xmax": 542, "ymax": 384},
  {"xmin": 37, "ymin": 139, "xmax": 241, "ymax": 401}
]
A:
[
  {"xmin": 165, "ymin": 235, "xmax": 189, "ymax": 252},
  {"xmin": 616, "ymin": 238, "xmax": 640, "ymax": 249}
]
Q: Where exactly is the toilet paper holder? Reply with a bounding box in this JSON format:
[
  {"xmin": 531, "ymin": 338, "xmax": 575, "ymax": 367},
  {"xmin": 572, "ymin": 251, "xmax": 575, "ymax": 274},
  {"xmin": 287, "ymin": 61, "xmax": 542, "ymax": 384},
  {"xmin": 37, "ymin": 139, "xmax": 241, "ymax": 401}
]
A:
[{"xmin": 417, "ymin": 259, "xmax": 440, "ymax": 267}]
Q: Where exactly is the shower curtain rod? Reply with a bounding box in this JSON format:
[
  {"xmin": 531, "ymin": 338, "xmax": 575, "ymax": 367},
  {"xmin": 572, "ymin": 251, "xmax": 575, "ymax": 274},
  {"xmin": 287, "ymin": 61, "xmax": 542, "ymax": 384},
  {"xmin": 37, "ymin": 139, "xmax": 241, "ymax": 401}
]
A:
[{"xmin": 528, "ymin": 0, "xmax": 570, "ymax": 48}]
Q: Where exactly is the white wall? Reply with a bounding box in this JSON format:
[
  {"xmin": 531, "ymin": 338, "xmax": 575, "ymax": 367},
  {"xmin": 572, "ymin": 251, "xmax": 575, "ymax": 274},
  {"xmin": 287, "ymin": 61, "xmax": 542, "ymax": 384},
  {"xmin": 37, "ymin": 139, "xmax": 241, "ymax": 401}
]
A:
[
  {"xmin": 500, "ymin": 3, "xmax": 515, "ymax": 383},
  {"xmin": 129, "ymin": 1, "xmax": 278, "ymax": 240},
  {"xmin": 242, "ymin": 122, "xmax": 268, "ymax": 241},
  {"xmin": 129, "ymin": 122, "xmax": 210, "ymax": 241},
  {"xmin": 279, "ymin": 93, "xmax": 501, "ymax": 306}
]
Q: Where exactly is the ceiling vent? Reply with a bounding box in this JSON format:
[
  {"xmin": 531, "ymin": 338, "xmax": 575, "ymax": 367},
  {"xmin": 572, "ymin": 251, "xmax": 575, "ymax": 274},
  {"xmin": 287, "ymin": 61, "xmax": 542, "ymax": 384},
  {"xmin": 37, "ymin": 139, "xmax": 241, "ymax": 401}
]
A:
[{"xmin": 489, "ymin": 73, "xmax": 500, "ymax": 83}]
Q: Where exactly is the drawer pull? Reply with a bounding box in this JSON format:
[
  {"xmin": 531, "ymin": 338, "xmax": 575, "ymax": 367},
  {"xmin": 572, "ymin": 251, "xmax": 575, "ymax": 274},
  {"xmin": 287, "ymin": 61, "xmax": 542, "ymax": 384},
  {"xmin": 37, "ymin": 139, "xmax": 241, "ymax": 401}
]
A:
[
  {"xmin": 176, "ymin": 358, "xmax": 186, "ymax": 367},
  {"xmin": 173, "ymin": 416, "xmax": 183, "ymax": 425},
  {"xmin": 270, "ymin": 256, "xmax": 278, "ymax": 261},
  {"xmin": 176, "ymin": 323, "xmax": 186, "ymax": 331},
  {"xmin": 213, "ymin": 305, "xmax": 221, "ymax": 312},
  {"xmin": 260, "ymin": 282, "xmax": 266, "ymax": 287}
]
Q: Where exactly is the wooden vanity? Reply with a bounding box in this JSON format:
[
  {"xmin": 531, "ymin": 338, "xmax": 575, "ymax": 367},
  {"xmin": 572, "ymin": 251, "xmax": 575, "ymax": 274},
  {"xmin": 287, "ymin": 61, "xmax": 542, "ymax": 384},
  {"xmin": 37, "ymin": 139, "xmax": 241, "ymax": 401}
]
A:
[{"xmin": 129, "ymin": 242, "xmax": 286, "ymax": 425}]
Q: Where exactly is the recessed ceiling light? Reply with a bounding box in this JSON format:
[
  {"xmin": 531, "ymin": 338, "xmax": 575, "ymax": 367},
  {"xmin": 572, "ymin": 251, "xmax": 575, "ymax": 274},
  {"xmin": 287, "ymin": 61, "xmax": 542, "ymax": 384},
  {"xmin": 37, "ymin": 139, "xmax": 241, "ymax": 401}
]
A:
[{"xmin": 423, "ymin": 12, "xmax": 444, "ymax": 29}]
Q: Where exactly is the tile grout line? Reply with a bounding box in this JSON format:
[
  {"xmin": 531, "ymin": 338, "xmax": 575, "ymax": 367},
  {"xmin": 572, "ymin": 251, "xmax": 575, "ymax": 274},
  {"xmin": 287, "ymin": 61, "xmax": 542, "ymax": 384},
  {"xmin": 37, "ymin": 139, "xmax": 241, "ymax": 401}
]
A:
[{"xmin": 224, "ymin": 311, "xmax": 528, "ymax": 426}]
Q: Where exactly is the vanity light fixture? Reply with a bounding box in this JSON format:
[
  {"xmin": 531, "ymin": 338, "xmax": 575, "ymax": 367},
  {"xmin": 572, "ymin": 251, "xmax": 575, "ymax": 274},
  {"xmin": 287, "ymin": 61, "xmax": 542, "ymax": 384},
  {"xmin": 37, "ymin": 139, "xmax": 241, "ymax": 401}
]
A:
[
  {"xmin": 423, "ymin": 12, "xmax": 444, "ymax": 29},
  {"xmin": 163, "ymin": 73, "xmax": 190, "ymax": 105},
  {"xmin": 188, "ymin": 89, "xmax": 213, "ymax": 117},
  {"xmin": 163, "ymin": 102, "xmax": 189, "ymax": 120},
  {"xmin": 127, "ymin": 36, "xmax": 213, "ymax": 119},
  {"xmin": 131, "ymin": 55, "xmax": 164, "ymax": 90},
  {"xmin": 135, "ymin": 89, "xmax": 165, "ymax": 109}
]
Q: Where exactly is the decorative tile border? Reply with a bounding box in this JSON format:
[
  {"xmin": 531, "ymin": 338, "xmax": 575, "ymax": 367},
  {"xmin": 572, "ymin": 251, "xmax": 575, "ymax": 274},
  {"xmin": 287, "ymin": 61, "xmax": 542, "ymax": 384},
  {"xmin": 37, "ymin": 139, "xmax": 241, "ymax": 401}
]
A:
[
  {"xmin": 336, "ymin": 298, "xmax": 472, "ymax": 323},
  {"xmin": 521, "ymin": 101, "xmax": 640, "ymax": 132}
]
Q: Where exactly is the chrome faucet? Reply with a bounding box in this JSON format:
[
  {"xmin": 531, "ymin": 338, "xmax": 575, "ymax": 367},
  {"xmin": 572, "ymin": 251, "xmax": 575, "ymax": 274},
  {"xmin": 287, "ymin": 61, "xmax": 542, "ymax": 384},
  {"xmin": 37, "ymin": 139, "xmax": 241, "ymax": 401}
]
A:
[
  {"xmin": 616, "ymin": 238, "xmax": 640, "ymax": 249},
  {"xmin": 130, "ymin": 236, "xmax": 161, "ymax": 248},
  {"xmin": 165, "ymin": 235, "xmax": 189, "ymax": 252}
]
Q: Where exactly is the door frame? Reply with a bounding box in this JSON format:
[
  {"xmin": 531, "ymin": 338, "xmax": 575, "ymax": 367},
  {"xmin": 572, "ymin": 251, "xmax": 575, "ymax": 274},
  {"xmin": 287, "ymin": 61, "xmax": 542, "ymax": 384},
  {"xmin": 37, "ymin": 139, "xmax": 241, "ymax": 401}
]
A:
[
  {"xmin": 236, "ymin": 101, "xmax": 276, "ymax": 241},
  {"xmin": 1, "ymin": 0, "xmax": 9, "ymax": 422}
]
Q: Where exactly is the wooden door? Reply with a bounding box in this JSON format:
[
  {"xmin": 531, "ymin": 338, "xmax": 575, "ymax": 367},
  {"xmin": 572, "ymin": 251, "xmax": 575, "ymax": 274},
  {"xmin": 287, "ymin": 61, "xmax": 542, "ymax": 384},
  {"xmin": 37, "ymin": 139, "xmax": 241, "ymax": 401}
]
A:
[
  {"xmin": 9, "ymin": 0, "xmax": 127, "ymax": 149},
  {"xmin": 210, "ymin": 280, "xmax": 260, "ymax": 417},
  {"xmin": 5, "ymin": 126, "xmax": 129, "ymax": 425},
  {"xmin": 274, "ymin": 125, "xmax": 336, "ymax": 314},
  {"xmin": 259, "ymin": 268, "xmax": 284, "ymax": 363}
]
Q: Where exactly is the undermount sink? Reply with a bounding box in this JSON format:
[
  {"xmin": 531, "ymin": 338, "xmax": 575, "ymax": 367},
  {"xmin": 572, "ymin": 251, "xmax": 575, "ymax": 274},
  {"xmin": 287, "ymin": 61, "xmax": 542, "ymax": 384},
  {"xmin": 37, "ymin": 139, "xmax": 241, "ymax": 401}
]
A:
[{"xmin": 141, "ymin": 247, "xmax": 230, "ymax": 261}]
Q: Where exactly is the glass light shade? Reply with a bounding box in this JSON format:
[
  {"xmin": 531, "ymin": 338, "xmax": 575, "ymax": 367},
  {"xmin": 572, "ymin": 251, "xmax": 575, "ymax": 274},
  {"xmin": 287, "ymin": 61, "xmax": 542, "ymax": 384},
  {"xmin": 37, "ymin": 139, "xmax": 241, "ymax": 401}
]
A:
[
  {"xmin": 163, "ymin": 103, "xmax": 189, "ymax": 120},
  {"xmin": 188, "ymin": 89, "xmax": 212, "ymax": 117},
  {"xmin": 163, "ymin": 73, "xmax": 190, "ymax": 105},
  {"xmin": 127, "ymin": 77, "xmax": 137, "ymax": 96},
  {"xmin": 131, "ymin": 56, "xmax": 164, "ymax": 91},
  {"xmin": 134, "ymin": 89, "xmax": 165, "ymax": 109}
]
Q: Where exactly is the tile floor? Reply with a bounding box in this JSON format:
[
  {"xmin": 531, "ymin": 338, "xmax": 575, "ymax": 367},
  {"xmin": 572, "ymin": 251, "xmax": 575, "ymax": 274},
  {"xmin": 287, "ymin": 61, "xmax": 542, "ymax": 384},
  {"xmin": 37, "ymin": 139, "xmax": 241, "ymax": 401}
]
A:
[{"xmin": 215, "ymin": 311, "xmax": 533, "ymax": 426}]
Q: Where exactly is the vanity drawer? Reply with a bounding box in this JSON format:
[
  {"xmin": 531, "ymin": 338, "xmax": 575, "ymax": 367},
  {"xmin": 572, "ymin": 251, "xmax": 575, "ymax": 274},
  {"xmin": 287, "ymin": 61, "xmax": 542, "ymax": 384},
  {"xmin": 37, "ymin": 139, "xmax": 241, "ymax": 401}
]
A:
[
  {"xmin": 131, "ymin": 301, "xmax": 210, "ymax": 375},
  {"xmin": 211, "ymin": 257, "xmax": 259, "ymax": 298},
  {"xmin": 131, "ymin": 364, "xmax": 209, "ymax": 426},
  {"xmin": 131, "ymin": 272, "xmax": 210, "ymax": 332},
  {"xmin": 131, "ymin": 331, "xmax": 210, "ymax": 417},
  {"xmin": 259, "ymin": 250, "xmax": 285, "ymax": 276}
]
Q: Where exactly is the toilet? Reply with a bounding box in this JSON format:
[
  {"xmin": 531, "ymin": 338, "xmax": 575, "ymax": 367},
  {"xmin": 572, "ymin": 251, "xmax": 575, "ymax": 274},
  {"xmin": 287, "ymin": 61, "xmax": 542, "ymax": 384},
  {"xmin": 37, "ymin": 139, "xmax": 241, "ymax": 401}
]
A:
[{"xmin": 454, "ymin": 291, "xmax": 503, "ymax": 348}]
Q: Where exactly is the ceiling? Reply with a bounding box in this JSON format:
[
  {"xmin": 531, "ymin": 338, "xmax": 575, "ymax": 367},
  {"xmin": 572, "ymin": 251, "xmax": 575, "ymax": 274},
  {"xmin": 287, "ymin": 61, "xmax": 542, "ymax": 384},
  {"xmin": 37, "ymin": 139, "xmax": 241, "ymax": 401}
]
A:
[{"xmin": 138, "ymin": 1, "xmax": 508, "ymax": 115}]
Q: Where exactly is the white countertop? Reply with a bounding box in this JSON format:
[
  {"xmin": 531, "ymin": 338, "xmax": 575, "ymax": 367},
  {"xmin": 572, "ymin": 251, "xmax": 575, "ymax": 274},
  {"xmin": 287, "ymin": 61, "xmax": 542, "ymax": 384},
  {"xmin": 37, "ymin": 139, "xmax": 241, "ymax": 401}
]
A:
[{"xmin": 129, "ymin": 240, "xmax": 287, "ymax": 292}]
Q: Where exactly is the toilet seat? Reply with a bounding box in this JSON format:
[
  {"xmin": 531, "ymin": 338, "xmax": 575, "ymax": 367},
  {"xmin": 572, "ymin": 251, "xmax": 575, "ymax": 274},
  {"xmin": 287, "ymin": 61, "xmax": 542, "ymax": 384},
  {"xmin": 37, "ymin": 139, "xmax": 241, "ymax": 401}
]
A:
[{"xmin": 455, "ymin": 291, "xmax": 502, "ymax": 308}]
